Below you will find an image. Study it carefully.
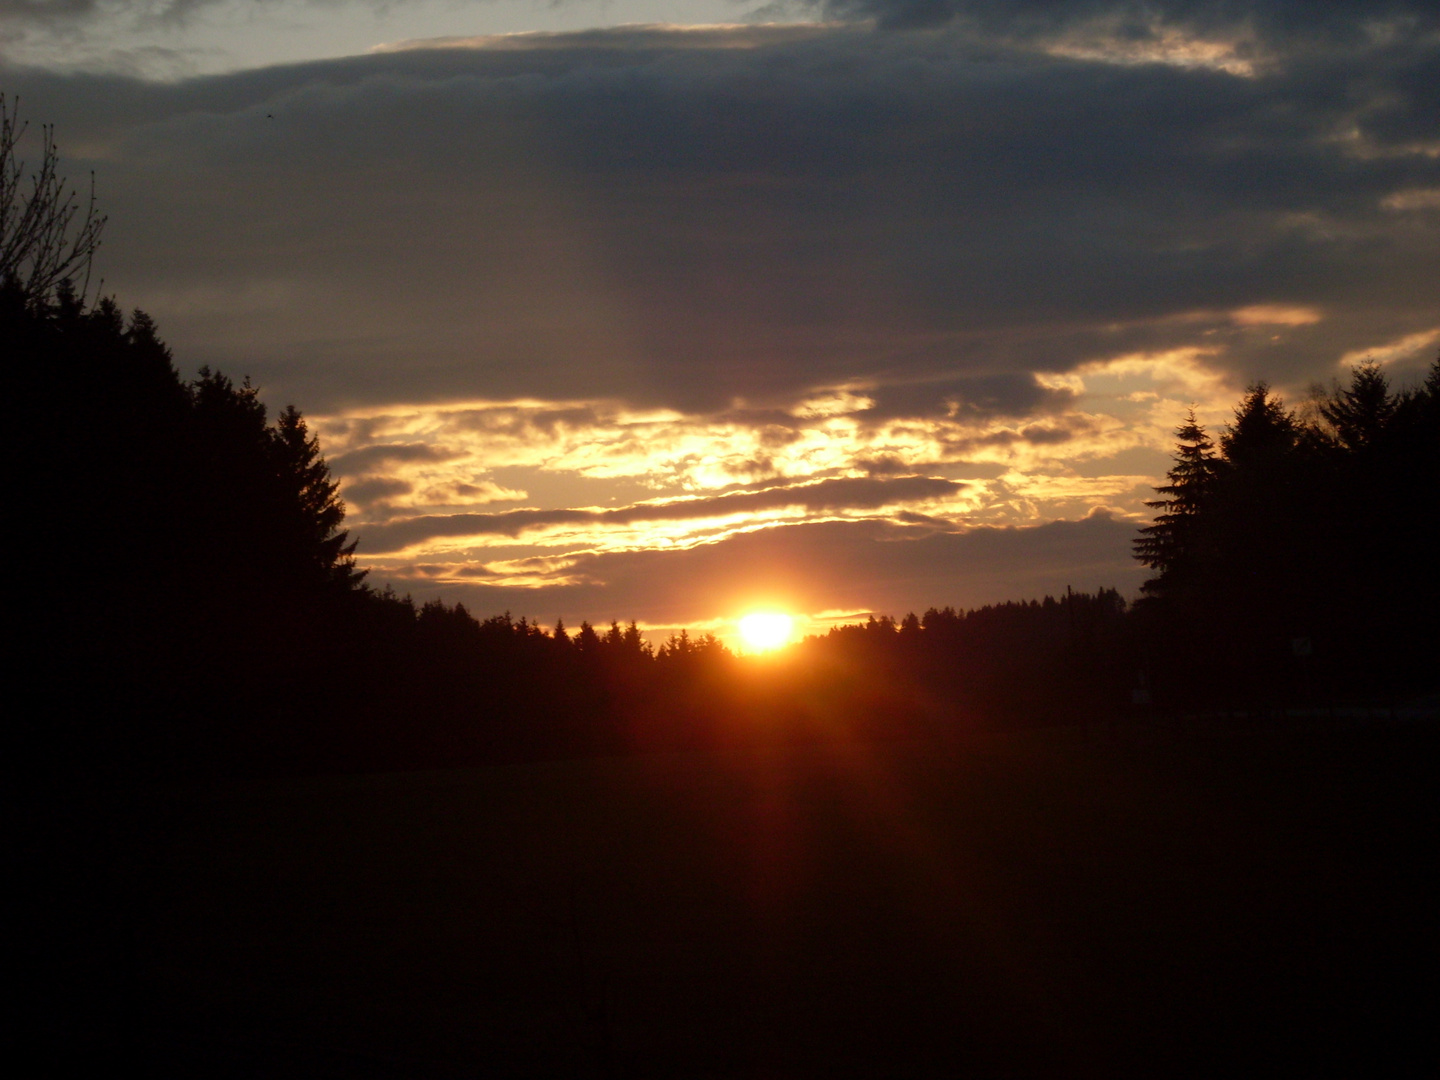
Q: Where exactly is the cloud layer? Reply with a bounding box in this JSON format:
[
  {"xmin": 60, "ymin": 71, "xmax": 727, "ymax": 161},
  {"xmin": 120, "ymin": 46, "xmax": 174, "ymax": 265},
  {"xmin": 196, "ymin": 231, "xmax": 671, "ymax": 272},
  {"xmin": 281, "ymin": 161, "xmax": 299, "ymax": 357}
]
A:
[
  {"xmin": 6, "ymin": 5, "xmax": 1437, "ymax": 627},
  {"xmin": 10, "ymin": 13, "xmax": 1437, "ymax": 410}
]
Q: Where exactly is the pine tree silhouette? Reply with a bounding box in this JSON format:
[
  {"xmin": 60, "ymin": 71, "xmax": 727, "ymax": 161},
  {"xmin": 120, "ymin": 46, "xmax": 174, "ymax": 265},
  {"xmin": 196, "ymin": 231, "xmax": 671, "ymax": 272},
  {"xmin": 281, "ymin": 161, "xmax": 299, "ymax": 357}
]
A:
[{"xmin": 1134, "ymin": 408, "xmax": 1221, "ymax": 592}]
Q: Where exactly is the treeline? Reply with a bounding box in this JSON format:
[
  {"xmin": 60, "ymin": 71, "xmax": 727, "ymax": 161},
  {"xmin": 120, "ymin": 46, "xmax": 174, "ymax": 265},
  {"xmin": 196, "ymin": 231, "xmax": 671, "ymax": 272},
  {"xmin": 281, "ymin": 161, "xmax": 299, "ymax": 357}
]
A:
[
  {"xmin": 1132, "ymin": 362, "xmax": 1440, "ymax": 708},
  {"xmin": 2, "ymin": 281, "xmax": 759, "ymax": 772},
  {"xmin": 315, "ymin": 587, "xmax": 1137, "ymax": 763},
  {"xmin": 792, "ymin": 591, "xmax": 1133, "ymax": 730},
  {"xmin": 8, "ymin": 281, "xmax": 1437, "ymax": 778},
  {"xmin": 8, "ymin": 282, "xmax": 366, "ymax": 773}
]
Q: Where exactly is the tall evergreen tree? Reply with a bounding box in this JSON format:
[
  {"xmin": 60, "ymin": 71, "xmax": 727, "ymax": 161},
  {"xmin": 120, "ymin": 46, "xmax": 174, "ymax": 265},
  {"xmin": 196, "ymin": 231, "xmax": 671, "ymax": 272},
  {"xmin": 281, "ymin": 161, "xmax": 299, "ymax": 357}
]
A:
[
  {"xmin": 1220, "ymin": 382, "xmax": 1297, "ymax": 467},
  {"xmin": 270, "ymin": 404, "xmax": 364, "ymax": 591},
  {"xmin": 1319, "ymin": 360, "xmax": 1399, "ymax": 451},
  {"xmin": 1134, "ymin": 409, "xmax": 1221, "ymax": 591}
]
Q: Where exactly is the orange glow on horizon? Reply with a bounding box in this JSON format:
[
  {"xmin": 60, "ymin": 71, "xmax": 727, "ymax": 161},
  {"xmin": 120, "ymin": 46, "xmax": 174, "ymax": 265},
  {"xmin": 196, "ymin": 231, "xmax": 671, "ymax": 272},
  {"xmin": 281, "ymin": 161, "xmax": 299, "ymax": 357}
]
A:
[{"xmin": 737, "ymin": 612, "xmax": 795, "ymax": 653}]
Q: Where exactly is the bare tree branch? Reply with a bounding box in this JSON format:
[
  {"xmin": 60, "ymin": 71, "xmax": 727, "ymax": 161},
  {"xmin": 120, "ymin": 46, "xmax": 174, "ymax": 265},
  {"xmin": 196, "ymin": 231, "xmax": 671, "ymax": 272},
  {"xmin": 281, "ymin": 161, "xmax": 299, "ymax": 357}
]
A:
[{"xmin": 1, "ymin": 93, "xmax": 107, "ymax": 304}]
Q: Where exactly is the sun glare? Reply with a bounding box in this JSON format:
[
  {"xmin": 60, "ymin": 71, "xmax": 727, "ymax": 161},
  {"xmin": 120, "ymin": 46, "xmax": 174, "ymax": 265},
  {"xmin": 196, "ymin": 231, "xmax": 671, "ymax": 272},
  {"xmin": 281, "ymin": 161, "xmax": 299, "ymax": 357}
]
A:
[{"xmin": 737, "ymin": 612, "xmax": 794, "ymax": 653}]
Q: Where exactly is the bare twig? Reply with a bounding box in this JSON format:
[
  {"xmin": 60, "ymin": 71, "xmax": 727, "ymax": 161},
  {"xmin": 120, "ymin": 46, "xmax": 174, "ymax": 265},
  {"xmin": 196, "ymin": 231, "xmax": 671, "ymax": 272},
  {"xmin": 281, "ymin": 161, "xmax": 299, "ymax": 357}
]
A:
[{"xmin": 1, "ymin": 94, "xmax": 107, "ymax": 304}]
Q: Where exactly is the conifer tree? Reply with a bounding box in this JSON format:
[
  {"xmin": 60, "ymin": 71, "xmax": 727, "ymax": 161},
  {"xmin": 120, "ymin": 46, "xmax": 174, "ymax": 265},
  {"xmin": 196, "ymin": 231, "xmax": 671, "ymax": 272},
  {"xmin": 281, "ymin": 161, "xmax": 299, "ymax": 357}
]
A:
[
  {"xmin": 575, "ymin": 621, "xmax": 601, "ymax": 653},
  {"xmin": 1319, "ymin": 360, "xmax": 1398, "ymax": 451},
  {"xmin": 270, "ymin": 405, "xmax": 364, "ymax": 590},
  {"xmin": 1134, "ymin": 408, "xmax": 1221, "ymax": 591},
  {"xmin": 1221, "ymin": 382, "xmax": 1297, "ymax": 467}
]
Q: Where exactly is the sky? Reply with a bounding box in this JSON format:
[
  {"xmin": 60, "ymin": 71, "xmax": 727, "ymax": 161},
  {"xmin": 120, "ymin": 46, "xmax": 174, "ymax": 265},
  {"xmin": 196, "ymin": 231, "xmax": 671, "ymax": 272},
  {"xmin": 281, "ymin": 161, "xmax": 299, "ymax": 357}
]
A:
[{"xmin": 4, "ymin": 0, "xmax": 1438, "ymax": 643}]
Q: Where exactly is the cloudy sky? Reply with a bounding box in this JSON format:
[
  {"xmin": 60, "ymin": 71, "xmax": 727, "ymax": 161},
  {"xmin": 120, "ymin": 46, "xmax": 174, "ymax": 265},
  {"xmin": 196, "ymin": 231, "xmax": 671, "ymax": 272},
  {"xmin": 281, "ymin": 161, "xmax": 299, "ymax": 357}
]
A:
[{"xmin": 5, "ymin": 0, "xmax": 1438, "ymax": 641}]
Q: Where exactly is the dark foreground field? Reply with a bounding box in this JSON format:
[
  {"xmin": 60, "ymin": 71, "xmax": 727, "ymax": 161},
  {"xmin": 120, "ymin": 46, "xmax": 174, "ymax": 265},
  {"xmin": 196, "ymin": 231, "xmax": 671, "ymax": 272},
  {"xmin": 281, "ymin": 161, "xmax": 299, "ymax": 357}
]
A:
[{"xmin": 14, "ymin": 721, "xmax": 1436, "ymax": 1077}]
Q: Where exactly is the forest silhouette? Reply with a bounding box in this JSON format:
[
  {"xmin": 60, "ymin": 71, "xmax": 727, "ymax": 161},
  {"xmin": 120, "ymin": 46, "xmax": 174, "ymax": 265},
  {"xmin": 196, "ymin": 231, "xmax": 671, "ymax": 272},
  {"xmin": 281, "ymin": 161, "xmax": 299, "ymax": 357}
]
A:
[
  {"xmin": 8, "ymin": 271, "xmax": 1436, "ymax": 778},
  {"xmin": 6, "ymin": 90, "xmax": 1433, "ymax": 776}
]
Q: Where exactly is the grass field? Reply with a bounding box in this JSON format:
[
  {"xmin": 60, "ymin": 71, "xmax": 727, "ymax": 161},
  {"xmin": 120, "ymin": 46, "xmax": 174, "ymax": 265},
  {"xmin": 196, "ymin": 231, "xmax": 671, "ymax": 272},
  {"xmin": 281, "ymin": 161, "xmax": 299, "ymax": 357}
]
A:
[{"xmin": 20, "ymin": 721, "xmax": 1437, "ymax": 1077}]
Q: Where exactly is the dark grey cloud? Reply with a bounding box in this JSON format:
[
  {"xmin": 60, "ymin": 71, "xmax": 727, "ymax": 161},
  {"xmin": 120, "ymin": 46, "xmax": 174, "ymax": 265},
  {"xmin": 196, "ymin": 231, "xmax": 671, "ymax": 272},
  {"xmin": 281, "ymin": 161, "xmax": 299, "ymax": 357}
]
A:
[
  {"xmin": 10, "ymin": 0, "xmax": 1427, "ymax": 35},
  {"xmin": 1, "ymin": 0, "xmax": 362, "ymax": 27},
  {"xmin": 340, "ymin": 475, "xmax": 412, "ymax": 509},
  {"xmin": 863, "ymin": 372, "xmax": 1077, "ymax": 421},
  {"xmin": 386, "ymin": 512, "xmax": 1147, "ymax": 624},
  {"xmin": 329, "ymin": 441, "xmax": 458, "ymax": 476},
  {"xmin": 974, "ymin": 418, "xmax": 1094, "ymax": 447},
  {"xmin": 1, "ymin": 0, "xmax": 103, "ymax": 20},
  {"xmin": 4, "ymin": 13, "xmax": 1437, "ymax": 415},
  {"xmin": 813, "ymin": 0, "xmax": 1438, "ymax": 39},
  {"xmin": 359, "ymin": 474, "xmax": 965, "ymax": 552}
]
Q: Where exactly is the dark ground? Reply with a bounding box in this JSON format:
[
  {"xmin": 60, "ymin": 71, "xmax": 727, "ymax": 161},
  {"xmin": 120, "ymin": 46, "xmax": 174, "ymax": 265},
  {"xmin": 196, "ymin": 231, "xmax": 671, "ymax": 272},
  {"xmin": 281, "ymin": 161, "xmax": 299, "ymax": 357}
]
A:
[{"xmin": 10, "ymin": 720, "xmax": 1436, "ymax": 1078}]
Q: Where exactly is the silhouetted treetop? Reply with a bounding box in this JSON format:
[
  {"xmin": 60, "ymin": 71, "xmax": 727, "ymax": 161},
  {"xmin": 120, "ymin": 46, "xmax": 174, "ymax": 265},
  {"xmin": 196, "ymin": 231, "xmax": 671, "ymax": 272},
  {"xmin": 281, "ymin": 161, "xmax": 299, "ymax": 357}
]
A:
[
  {"xmin": 1221, "ymin": 383, "xmax": 1297, "ymax": 467},
  {"xmin": 6, "ymin": 273, "xmax": 378, "ymax": 773},
  {"xmin": 1134, "ymin": 359, "xmax": 1439, "ymax": 704},
  {"xmin": 1318, "ymin": 360, "xmax": 1401, "ymax": 452},
  {"xmin": 1133, "ymin": 408, "xmax": 1220, "ymax": 591},
  {"xmin": 272, "ymin": 404, "xmax": 364, "ymax": 590}
]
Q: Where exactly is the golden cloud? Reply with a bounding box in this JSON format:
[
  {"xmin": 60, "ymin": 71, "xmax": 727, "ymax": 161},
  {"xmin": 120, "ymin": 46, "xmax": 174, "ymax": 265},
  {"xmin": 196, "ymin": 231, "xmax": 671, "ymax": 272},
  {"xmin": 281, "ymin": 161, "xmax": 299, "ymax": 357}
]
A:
[
  {"xmin": 1339, "ymin": 328, "xmax": 1440, "ymax": 368},
  {"xmin": 322, "ymin": 356, "xmax": 1227, "ymax": 575}
]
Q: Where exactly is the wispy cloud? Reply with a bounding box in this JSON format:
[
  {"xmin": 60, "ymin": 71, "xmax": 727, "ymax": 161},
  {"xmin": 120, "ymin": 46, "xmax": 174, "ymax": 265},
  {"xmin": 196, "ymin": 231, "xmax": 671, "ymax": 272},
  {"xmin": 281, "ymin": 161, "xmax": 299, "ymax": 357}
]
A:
[
  {"xmin": 357, "ymin": 474, "xmax": 968, "ymax": 552},
  {"xmin": 1339, "ymin": 328, "xmax": 1440, "ymax": 368},
  {"xmin": 370, "ymin": 513, "xmax": 1150, "ymax": 625}
]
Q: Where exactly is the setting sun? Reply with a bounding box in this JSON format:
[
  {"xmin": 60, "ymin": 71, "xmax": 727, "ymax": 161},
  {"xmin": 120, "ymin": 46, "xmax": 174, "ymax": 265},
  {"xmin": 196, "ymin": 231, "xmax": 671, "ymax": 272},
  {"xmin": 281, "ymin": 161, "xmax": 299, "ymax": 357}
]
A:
[{"xmin": 737, "ymin": 612, "xmax": 795, "ymax": 652}]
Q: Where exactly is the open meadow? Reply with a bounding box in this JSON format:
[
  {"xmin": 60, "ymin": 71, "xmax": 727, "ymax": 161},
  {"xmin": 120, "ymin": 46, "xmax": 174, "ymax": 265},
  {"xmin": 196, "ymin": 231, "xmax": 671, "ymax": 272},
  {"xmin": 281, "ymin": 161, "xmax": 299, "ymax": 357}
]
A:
[{"xmin": 24, "ymin": 719, "xmax": 1432, "ymax": 1077}]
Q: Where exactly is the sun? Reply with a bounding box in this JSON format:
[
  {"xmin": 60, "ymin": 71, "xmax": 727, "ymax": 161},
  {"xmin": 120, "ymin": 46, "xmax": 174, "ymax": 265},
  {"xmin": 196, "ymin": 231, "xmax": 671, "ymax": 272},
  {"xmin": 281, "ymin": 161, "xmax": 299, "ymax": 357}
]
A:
[{"xmin": 737, "ymin": 612, "xmax": 795, "ymax": 653}]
